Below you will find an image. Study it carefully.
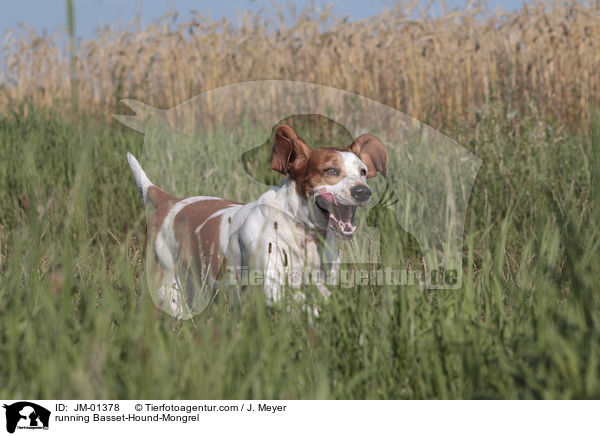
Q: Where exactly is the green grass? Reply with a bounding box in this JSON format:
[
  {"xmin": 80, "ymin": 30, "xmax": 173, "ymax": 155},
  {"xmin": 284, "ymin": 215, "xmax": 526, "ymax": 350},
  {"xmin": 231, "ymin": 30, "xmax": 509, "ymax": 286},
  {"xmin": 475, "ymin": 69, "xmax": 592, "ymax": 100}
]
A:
[{"xmin": 0, "ymin": 102, "xmax": 599, "ymax": 399}]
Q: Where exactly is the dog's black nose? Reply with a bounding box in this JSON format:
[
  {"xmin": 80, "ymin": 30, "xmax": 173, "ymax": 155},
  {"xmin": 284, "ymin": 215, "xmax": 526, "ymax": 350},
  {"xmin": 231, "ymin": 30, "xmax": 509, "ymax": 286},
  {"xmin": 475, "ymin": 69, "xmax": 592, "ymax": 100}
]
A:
[{"xmin": 351, "ymin": 185, "xmax": 371, "ymax": 201}]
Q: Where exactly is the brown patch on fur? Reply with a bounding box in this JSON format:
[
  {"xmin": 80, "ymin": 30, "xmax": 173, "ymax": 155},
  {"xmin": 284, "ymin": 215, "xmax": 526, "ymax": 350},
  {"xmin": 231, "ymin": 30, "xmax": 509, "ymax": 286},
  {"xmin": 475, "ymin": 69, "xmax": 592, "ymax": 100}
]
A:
[
  {"xmin": 294, "ymin": 148, "xmax": 347, "ymax": 198},
  {"xmin": 195, "ymin": 214, "xmax": 223, "ymax": 278},
  {"xmin": 147, "ymin": 185, "xmax": 178, "ymax": 209},
  {"xmin": 147, "ymin": 187, "xmax": 181, "ymax": 240},
  {"xmin": 347, "ymin": 134, "xmax": 388, "ymax": 178},
  {"xmin": 172, "ymin": 199, "xmax": 242, "ymax": 281},
  {"xmin": 270, "ymin": 125, "xmax": 312, "ymax": 176}
]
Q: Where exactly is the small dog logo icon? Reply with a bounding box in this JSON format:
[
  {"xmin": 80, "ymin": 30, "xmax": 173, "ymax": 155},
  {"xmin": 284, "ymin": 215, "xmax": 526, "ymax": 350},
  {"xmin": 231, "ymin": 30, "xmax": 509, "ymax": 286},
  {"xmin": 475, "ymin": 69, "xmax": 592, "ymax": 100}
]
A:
[{"xmin": 3, "ymin": 402, "xmax": 50, "ymax": 433}]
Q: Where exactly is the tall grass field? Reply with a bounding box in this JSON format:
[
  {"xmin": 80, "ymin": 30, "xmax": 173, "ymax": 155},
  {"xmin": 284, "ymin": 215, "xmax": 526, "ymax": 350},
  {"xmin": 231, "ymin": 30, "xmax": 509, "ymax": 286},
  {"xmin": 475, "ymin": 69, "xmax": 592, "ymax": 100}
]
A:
[{"xmin": 1, "ymin": 1, "xmax": 599, "ymax": 399}]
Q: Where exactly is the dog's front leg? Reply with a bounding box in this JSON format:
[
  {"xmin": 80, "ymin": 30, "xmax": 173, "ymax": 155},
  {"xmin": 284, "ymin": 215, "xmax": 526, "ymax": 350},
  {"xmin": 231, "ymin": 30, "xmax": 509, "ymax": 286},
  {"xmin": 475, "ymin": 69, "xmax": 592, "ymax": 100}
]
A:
[{"xmin": 259, "ymin": 244, "xmax": 320, "ymax": 318}]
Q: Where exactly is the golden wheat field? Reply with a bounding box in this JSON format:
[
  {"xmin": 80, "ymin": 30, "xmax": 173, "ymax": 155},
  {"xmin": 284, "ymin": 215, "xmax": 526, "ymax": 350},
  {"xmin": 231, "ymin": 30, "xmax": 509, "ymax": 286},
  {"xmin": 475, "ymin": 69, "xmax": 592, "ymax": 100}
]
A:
[{"xmin": 1, "ymin": 1, "xmax": 599, "ymax": 128}]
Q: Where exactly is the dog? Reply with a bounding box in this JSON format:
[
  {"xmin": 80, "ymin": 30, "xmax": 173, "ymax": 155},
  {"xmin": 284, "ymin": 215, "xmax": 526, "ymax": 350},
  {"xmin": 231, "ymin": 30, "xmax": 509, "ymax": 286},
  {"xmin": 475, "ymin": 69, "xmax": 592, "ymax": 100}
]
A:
[{"xmin": 127, "ymin": 124, "xmax": 388, "ymax": 317}]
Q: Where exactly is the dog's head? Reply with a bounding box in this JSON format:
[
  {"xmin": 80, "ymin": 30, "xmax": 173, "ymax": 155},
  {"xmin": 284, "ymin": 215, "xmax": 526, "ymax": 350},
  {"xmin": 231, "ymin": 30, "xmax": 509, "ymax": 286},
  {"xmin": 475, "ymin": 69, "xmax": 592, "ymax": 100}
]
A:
[{"xmin": 271, "ymin": 124, "xmax": 388, "ymax": 238}]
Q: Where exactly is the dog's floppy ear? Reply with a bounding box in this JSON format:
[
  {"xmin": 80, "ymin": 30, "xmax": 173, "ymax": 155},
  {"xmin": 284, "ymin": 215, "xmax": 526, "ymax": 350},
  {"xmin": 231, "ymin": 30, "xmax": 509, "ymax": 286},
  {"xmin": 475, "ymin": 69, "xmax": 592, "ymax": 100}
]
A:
[
  {"xmin": 271, "ymin": 125, "xmax": 312, "ymax": 175},
  {"xmin": 348, "ymin": 134, "xmax": 388, "ymax": 178}
]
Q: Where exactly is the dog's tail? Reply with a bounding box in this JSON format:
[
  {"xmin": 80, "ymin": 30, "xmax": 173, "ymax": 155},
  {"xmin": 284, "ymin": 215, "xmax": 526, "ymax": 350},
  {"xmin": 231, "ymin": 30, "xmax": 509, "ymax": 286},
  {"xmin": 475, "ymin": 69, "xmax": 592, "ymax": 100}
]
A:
[{"xmin": 127, "ymin": 152, "xmax": 177, "ymax": 208}]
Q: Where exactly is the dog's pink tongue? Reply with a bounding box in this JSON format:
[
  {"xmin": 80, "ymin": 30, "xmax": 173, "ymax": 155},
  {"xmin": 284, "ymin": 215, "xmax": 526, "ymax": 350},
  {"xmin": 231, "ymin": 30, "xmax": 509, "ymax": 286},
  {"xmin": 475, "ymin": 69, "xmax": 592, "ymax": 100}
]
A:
[{"xmin": 319, "ymin": 188, "xmax": 337, "ymax": 204}]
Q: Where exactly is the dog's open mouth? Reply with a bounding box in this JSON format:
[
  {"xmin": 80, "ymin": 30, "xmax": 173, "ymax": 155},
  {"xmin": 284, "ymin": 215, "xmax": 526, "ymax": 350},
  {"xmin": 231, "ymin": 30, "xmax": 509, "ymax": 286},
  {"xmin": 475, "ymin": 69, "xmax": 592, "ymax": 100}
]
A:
[{"xmin": 315, "ymin": 193, "xmax": 357, "ymax": 238}]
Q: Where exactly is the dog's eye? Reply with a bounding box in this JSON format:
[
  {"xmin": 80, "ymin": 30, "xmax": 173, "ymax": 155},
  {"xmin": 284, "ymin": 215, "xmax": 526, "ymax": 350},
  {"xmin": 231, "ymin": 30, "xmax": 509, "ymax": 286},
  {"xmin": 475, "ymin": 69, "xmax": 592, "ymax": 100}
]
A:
[
  {"xmin": 325, "ymin": 167, "xmax": 339, "ymax": 176},
  {"xmin": 360, "ymin": 168, "xmax": 367, "ymax": 176}
]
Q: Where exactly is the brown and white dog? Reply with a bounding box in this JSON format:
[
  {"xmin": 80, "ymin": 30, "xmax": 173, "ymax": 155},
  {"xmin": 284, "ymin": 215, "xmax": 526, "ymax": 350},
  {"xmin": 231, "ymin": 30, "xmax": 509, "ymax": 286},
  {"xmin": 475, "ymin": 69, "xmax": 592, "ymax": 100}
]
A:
[{"xmin": 128, "ymin": 124, "xmax": 388, "ymax": 317}]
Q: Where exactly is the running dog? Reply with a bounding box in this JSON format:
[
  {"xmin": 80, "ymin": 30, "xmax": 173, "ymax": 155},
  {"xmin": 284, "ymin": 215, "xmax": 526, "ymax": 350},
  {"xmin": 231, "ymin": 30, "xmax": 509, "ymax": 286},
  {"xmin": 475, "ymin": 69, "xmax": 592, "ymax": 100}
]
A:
[{"xmin": 127, "ymin": 124, "xmax": 387, "ymax": 317}]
